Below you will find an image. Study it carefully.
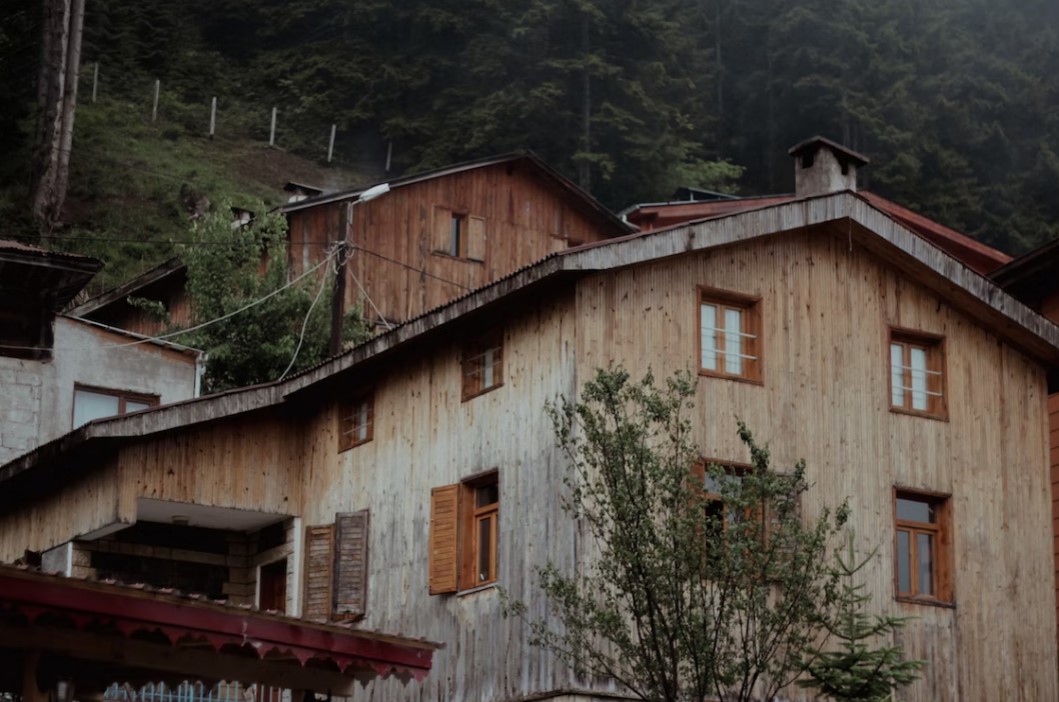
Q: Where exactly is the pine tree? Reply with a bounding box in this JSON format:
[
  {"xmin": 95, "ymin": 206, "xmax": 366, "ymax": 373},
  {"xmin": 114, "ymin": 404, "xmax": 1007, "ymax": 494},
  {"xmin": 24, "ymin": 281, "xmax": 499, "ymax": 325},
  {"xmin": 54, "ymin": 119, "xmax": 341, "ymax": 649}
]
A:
[{"xmin": 798, "ymin": 534, "xmax": 925, "ymax": 702}]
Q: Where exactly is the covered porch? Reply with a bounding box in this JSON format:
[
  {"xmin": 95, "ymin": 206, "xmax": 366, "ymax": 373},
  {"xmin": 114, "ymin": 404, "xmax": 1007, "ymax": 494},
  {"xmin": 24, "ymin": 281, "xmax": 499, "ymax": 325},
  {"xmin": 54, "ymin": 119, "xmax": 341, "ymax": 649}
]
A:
[{"xmin": 0, "ymin": 566, "xmax": 439, "ymax": 700}]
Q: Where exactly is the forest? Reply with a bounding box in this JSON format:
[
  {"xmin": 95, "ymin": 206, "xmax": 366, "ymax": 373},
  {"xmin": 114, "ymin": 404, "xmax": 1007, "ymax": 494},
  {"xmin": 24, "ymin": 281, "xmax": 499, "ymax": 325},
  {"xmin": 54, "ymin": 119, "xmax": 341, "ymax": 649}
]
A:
[{"xmin": 2, "ymin": 0, "xmax": 1059, "ymax": 260}]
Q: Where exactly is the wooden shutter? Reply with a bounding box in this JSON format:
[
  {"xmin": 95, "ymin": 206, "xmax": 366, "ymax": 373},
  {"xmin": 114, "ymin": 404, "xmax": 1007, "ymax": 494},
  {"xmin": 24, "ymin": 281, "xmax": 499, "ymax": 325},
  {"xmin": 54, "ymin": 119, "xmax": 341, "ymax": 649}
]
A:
[
  {"xmin": 429, "ymin": 484, "xmax": 460, "ymax": 594},
  {"xmin": 333, "ymin": 510, "xmax": 370, "ymax": 619},
  {"xmin": 432, "ymin": 206, "xmax": 451, "ymax": 253},
  {"xmin": 466, "ymin": 216, "xmax": 487, "ymax": 261},
  {"xmin": 302, "ymin": 524, "xmax": 334, "ymax": 622}
]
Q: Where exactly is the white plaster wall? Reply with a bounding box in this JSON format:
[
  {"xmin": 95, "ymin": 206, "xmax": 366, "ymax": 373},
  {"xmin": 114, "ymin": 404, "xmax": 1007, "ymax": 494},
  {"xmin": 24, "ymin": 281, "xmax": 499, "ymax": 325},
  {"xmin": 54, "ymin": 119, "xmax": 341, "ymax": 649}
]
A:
[{"xmin": 0, "ymin": 316, "xmax": 199, "ymax": 463}]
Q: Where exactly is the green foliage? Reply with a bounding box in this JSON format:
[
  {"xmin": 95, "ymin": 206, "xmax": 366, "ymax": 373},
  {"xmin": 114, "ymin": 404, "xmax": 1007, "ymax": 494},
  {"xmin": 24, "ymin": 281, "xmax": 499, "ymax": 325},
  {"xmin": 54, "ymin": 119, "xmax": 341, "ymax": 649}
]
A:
[
  {"xmin": 798, "ymin": 535, "xmax": 925, "ymax": 701},
  {"xmin": 174, "ymin": 203, "xmax": 371, "ymax": 393},
  {"xmin": 507, "ymin": 367, "xmax": 867, "ymax": 702}
]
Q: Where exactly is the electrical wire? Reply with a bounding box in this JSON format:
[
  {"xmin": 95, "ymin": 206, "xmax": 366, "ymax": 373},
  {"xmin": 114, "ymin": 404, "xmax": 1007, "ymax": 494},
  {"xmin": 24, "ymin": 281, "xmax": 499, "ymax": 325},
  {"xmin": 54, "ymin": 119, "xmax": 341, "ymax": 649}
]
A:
[
  {"xmin": 350, "ymin": 262, "xmax": 391, "ymax": 330},
  {"xmin": 278, "ymin": 249, "xmax": 333, "ymax": 380},
  {"xmin": 0, "ymin": 247, "xmax": 339, "ymax": 353}
]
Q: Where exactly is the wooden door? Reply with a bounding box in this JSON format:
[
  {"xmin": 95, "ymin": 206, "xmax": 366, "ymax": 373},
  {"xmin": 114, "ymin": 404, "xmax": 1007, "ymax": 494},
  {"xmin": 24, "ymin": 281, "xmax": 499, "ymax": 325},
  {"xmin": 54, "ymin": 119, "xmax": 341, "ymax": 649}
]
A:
[{"xmin": 259, "ymin": 558, "xmax": 287, "ymax": 613}]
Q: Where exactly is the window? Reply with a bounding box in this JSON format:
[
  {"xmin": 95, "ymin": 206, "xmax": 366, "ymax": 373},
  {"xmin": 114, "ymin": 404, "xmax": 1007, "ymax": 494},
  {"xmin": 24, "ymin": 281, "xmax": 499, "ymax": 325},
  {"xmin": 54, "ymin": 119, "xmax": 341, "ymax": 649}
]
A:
[
  {"xmin": 338, "ymin": 392, "xmax": 374, "ymax": 451},
  {"xmin": 72, "ymin": 385, "xmax": 159, "ymax": 428},
  {"xmin": 889, "ymin": 329, "xmax": 945, "ymax": 417},
  {"xmin": 894, "ymin": 490, "xmax": 952, "ymax": 603},
  {"xmin": 461, "ymin": 331, "xmax": 503, "ymax": 400},
  {"xmin": 698, "ymin": 287, "xmax": 761, "ymax": 382},
  {"xmin": 429, "ymin": 471, "xmax": 500, "ymax": 593},
  {"xmin": 433, "ymin": 206, "xmax": 486, "ymax": 261}
]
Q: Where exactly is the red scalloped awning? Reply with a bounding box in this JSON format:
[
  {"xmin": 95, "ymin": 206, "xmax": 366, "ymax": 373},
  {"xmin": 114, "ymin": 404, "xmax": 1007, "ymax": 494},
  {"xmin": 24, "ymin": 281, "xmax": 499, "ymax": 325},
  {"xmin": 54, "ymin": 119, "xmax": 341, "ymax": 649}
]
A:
[{"xmin": 0, "ymin": 567, "xmax": 439, "ymax": 694}]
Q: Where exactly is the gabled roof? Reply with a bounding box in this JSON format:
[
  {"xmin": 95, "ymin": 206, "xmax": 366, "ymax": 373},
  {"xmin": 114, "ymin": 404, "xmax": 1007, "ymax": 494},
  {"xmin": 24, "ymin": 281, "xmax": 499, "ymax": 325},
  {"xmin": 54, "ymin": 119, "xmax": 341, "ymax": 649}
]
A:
[
  {"xmin": 621, "ymin": 191, "xmax": 1012, "ymax": 276},
  {"xmin": 68, "ymin": 257, "xmax": 186, "ymax": 318},
  {"xmin": 989, "ymin": 236, "xmax": 1059, "ymax": 309},
  {"xmin": 281, "ymin": 151, "xmax": 633, "ymax": 237},
  {"xmin": 3, "ymin": 190, "xmax": 1058, "ymax": 499}
]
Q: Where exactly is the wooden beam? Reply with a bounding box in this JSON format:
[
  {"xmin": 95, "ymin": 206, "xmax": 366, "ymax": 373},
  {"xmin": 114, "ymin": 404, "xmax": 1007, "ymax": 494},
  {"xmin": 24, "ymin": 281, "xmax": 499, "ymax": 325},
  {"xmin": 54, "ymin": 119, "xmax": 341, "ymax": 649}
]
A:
[{"xmin": 2, "ymin": 626, "xmax": 358, "ymax": 695}]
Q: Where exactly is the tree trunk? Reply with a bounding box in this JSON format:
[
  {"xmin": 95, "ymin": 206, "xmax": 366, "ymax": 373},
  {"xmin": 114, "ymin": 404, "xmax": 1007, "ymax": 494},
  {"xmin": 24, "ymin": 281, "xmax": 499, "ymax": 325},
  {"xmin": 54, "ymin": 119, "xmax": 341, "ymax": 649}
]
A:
[
  {"xmin": 31, "ymin": 0, "xmax": 71, "ymax": 234},
  {"xmin": 51, "ymin": 0, "xmax": 86, "ymax": 226}
]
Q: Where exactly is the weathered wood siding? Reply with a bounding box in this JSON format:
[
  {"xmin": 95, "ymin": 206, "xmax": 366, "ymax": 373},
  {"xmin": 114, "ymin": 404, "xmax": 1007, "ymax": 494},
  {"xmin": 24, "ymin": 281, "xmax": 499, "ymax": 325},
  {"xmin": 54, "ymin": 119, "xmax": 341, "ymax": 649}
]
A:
[
  {"xmin": 0, "ymin": 414, "xmax": 304, "ymax": 560},
  {"xmin": 287, "ymin": 162, "xmax": 613, "ymax": 324},
  {"xmin": 573, "ymin": 227, "xmax": 1056, "ymax": 701},
  {"xmin": 1038, "ymin": 289, "xmax": 1059, "ymax": 639},
  {"xmin": 298, "ymin": 290, "xmax": 586, "ymax": 702}
]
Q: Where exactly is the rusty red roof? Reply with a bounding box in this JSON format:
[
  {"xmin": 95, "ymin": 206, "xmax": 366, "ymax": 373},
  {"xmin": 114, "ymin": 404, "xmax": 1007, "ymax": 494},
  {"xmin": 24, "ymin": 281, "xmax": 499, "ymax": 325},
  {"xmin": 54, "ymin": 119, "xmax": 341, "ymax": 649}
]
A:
[
  {"xmin": 0, "ymin": 564, "xmax": 440, "ymax": 689},
  {"xmin": 622, "ymin": 192, "xmax": 1011, "ymax": 276}
]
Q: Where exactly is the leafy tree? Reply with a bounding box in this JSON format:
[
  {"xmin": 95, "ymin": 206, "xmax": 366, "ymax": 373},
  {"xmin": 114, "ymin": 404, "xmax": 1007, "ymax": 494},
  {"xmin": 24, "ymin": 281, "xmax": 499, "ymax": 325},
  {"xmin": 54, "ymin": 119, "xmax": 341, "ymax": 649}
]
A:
[
  {"xmin": 506, "ymin": 367, "xmax": 906, "ymax": 702},
  {"xmin": 798, "ymin": 534, "xmax": 925, "ymax": 702},
  {"xmin": 152, "ymin": 202, "xmax": 371, "ymax": 392}
]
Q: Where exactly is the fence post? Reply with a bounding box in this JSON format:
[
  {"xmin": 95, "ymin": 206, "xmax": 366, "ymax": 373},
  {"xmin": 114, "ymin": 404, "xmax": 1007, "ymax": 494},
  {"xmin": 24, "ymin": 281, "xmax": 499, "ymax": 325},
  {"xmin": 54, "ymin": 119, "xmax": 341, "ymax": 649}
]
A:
[
  {"xmin": 327, "ymin": 123, "xmax": 336, "ymax": 162},
  {"xmin": 209, "ymin": 96, "xmax": 217, "ymax": 139},
  {"xmin": 91, "ymin": 62, "xmax": 98, "ymax": 103},
  {"xmin": 151, "ymin": 79, "xmax": 160, "ymax": 122},
  {"xmin": 385, "ymin": 140, "xmax": 392, "ymax": 172},
  {"xmin": 269, "ymin": 107, "xmax": 277, "ymax": 146}
]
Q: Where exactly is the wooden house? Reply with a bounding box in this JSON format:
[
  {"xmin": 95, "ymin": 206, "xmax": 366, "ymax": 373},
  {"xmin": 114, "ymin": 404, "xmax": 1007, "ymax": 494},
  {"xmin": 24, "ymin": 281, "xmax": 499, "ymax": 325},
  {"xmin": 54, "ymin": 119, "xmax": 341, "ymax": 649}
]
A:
[
  {"xmin": 2, "ymin": 139, "xmax": 1058, "ymax": 702},
  {"xmin": 73, "ymin": 152, "xmax": 629, "ymax": 337},
  {"xmin": 0, "ymin": 241, "xmax": 201, "ymax": 465}
]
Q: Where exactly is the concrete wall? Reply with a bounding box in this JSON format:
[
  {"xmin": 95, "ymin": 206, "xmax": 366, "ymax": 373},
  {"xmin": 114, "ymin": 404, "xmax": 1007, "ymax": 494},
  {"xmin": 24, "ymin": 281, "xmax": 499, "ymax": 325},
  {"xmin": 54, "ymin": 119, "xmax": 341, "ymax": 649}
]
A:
[{"xmin": 0, "ymin": 316, "xmax": 199, "ymax": 464}]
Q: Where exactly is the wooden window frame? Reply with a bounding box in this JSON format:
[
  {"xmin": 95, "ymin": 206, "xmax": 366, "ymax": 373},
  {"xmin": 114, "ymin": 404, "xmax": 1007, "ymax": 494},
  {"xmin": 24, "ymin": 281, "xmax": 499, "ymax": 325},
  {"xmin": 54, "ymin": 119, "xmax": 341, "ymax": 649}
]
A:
[
  {"xmin": 461, "ymin": 330, "xmax": 504, "ymax": 401},
  {"xmin": 893, "ymin": 487, "xmax": 954, "ymax": 606},
  {"xmin": 338, "ymin": 390, "xmax": 374, "ymax": 452},
  {"xmin": 459, "ymin": 470, "xmax": 499, "ymax": 590},
  {"xmin": 432, "ymin": 207, "xmax": 486, "ymax": 262},
  {"xmin": 888, "ymin": 328, "xmax": 947, "ymax": 420},
  {"xmin": 696, "ymin": 286, "xmax": 763, "ymax": 384},
  {"xmin": 71, "ymin": 383, "xmax": 159, "ymax": 428}
]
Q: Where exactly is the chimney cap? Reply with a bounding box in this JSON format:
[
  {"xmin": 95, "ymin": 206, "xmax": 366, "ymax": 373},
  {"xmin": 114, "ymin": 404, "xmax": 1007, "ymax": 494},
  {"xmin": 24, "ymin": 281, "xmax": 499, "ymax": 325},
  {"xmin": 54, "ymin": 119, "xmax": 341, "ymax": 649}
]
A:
[{"xmin": 788, "ymin": 136, "xmax": 870, "ymax": 168}]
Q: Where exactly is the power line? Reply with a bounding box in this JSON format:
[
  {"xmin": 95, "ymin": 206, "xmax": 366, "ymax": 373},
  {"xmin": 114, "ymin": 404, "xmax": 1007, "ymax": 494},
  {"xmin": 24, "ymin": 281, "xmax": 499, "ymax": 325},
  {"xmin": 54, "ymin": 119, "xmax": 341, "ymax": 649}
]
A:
[
  {"xmin": 278, "ymin": 251, "xmax": 333, "ymax": 380},
  {"xmin": 0, "ymin": 246, "xmax": 339, "ymax": 354}
]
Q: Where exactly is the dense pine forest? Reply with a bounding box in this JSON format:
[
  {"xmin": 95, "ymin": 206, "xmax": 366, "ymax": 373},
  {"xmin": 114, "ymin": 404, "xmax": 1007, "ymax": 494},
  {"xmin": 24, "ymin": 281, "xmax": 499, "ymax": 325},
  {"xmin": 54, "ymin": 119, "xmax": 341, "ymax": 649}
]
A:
[{"xmin": 2, "ymin": 0, "xmax": 1059, "ymax": 278}]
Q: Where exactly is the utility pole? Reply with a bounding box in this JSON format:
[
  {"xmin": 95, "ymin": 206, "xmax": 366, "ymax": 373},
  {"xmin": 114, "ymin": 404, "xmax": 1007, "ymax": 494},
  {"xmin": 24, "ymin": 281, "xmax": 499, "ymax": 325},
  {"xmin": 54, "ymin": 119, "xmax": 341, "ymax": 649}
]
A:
[{"xmin": 329, "ymin": 202, "xmax": 351, "ymax": 356}]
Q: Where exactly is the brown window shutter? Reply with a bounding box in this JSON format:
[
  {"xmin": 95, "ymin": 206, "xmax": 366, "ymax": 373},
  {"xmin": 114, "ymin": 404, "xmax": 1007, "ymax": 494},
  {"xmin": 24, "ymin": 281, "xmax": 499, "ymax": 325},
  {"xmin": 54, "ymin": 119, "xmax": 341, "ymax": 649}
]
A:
[
  {"xmin": 302, "ymin": 524, "xmax": 334, "ymax": 622},
  {"xmin": 429, "ymin": 484, "xmax": 460, "ymax": 594},
  {"xmin": 466, "ymin": 216, "xmax": 487, "ymax": 261},
  {"xmin": 433, "ymin": 206, "xmax": 451, "ymax": 253},
  {"xmin": 333, "ymin": 510, "xmax": 370, "ymax": 619}
]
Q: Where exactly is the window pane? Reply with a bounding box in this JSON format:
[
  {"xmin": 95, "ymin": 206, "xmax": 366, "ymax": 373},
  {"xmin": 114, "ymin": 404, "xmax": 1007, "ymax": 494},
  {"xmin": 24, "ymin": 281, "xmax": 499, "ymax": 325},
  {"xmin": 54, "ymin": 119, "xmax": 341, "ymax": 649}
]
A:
[
  {"xmin": 896, "ymin": 530, "xmax": 911, "ymax": 593},
  {"xmin": 73, "ymin": 389, "xmax": 120, "ymax": 428},
  {"xmin": 700, "ymin": 304, "xmax": 718, "ymax": 370},
  {"xmin": 724, "ymin": 308, "xmax": 743, "ymax": 375},
  {"xmin": 910, "ymin": 346, "xmax": 928, "ymax": 410},
  {"xmin": 126, "ymin": 400, "xmax": 152, "ymax": 413},
  {"xmin": 476, "ymin": 483, "xmax": 499, "ymax": 507},
  {"xmin": 477, "ymin": 515, "xmax": 493, "ymax": 582},
  {"xmin": 917, "ymin": 533, "xmax": 934, "ymax": 596},
  {"xmin": 890, "ymin": 343, "xmax": 904, "ymax": 406},
  {"xmin": 357, "ymin": 401, "xmax": 369, "ymax": 441},
  {"xmin": 450, "ymin": 216, "xmax": 461, "ymax": 256},
  {"xmin": 483, "ymin": 348, "xmax": 494, "ymax": 388},
  {"xmin": 896, "ymin": 497, "xmax": 934, "ymax": 523}
]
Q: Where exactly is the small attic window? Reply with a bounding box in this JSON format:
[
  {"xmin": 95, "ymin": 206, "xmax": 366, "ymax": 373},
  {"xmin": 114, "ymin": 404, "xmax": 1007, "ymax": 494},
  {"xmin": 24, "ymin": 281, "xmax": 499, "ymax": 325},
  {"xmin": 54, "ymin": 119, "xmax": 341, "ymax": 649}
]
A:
[{"xmin": 800, "ymin": 153, "xmax": 815, "ymax": 169}]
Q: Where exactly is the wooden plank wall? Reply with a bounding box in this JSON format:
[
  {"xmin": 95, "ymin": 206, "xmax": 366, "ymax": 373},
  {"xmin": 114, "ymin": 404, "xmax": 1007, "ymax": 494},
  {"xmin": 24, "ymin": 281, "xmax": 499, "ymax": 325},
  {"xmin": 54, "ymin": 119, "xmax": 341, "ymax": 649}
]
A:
[
  {"xmin": 287, "ymin": 162, "xmax": 612, "ymax": 324},
  {"xmin": 0, "ymin": 413, "xmax": 304, "ymax": 561},
  {"xmin": 1036, "ymin": 289, "xmax": 1059, "ymax": 639},
  {"xmin": 574, "ymin": 227, "xmax": 1056, "ymax": 701},
  {"xmin": 298, "ymin": 289, "xmax": 587, "ymax": 702}
]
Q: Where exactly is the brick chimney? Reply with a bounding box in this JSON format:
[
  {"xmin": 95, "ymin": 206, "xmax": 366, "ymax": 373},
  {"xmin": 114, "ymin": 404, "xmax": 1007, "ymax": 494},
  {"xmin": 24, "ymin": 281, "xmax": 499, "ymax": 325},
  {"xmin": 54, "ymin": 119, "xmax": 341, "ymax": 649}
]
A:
[{"xmin": 788, "ymin": 136, "xmax": 869, "ymax": 198}]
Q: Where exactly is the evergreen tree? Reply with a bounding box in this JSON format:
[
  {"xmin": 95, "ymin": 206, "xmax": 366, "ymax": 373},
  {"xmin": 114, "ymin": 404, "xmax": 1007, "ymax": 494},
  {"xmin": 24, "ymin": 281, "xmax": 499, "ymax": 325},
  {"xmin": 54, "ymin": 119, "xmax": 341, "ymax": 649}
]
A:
[{"xmin": 798, "ymin": 535, "xmax": 925, "ymax": 702}]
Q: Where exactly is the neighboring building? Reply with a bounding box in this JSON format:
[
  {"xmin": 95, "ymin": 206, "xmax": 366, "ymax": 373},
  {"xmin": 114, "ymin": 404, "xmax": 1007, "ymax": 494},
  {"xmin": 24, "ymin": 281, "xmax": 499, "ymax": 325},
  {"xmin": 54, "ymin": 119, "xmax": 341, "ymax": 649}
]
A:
[
  {"xmin": 73, "ymin": 152, "xmax": 630, "ymax": 337},
  {"xmin": 0, "ymin": 241, "xmax": 202, "ymax": 464},
  {"xmin": 989, "ymin": 239, "xmax": 1059, "ymax": 643},
  {"xmin": 620, "ymin": 138, "xmax": 1012, "ymax": 276},
  {"xmin": 2, "ymin": 141, "xmax": 1058, "ymax": 702}
]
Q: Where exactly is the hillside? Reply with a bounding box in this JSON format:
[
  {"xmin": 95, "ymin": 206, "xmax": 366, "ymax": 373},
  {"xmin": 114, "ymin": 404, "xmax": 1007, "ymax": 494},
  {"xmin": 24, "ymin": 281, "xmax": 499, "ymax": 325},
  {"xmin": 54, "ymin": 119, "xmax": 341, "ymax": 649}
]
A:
[{"xmin": 0, "ymin": 93, "xmax": 375, "ymax": 298}]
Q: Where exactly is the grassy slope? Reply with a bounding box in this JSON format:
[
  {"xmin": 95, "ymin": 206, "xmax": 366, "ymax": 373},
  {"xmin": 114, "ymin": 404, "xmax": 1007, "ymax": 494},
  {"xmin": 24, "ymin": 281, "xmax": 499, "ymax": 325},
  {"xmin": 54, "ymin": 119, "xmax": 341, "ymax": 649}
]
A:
[{"xmin": 4, "ymin": 95, "xmax": 375, "ymax": 298}]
